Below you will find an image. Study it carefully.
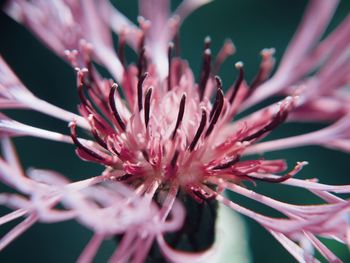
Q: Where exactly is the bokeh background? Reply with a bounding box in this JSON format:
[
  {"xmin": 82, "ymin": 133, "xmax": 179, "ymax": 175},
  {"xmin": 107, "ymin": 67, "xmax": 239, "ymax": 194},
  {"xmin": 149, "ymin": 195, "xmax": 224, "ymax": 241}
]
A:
[{"xmin": 0, "ymin": 0, "xmax": 349, "ymax": 262}]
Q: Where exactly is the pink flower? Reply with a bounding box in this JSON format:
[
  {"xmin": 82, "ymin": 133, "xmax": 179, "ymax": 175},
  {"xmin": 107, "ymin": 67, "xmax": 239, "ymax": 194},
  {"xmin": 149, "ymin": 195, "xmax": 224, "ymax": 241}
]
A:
[{"xmin": 1, "ymin": 0, "xmax": 350, "ymax": 262}]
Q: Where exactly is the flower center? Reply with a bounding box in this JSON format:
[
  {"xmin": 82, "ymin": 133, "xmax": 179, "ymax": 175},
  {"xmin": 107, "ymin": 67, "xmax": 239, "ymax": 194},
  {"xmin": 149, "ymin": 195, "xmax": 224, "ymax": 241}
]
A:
[{"xmin": 69, "ymin": 37, "xmax": 293, "ymax": 203}]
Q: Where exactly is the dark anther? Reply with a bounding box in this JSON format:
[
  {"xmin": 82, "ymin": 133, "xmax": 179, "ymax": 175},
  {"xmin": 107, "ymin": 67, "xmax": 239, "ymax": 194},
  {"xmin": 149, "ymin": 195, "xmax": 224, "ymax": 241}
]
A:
[
  {"xmin": 199, "ymin": 49, "xmax": 211, "ymax": 100},
  {"xmin": 118, "ymin": 33, "xmax": 126, "ymax": 68},
  {"xmin": 137, "ymin": 72, "xmax": 148, "ymax": 112},
  {"xmin": 138, "ymin": 33, "xmax": 145, "ymax": 52},
  {"xmin": 77, "ymin": 72, "xmax": 92, "ymax": 109},
  {"xmin": 70, "ymin": 122, "xmax": 111, "ymax": 164},
  {"xmin": 213, "ymin": 155, "xmax": 241, "ymax": 170},
  {"xmin": 108, "ymin": 84, "xmax": 126, "ymax": 131},
  {"xmin": 189, "ymin": 110, "xmax": 207, "ymax": 152},
  {"xmin": 241, "ymin": 110, "xmax": 289, "ymax": 142},
  {"xmin": 168, "ymin": 42, "xmax": 174, "ymax": 91},
  {"xmin": 89, "ymin": 116, "xmax": 108, "ymax": 149},
  {"xmin": 137, "ymin": 46, "xmax": 146, "ymax": 79},
  {"xmin": 116, "ymin": 173, "xmax": 133, "ymax": 182},
  {"xmin": 144, "ymin": 87, "xmax": 152, "ymax": 128},
  {"xmin": 190, "ymin": 185, "xmax": 216, "ymax": 203},
  {"xmin": 142, "ymin": 149, "xmax": 150, "ymax": 162},
  {"xmin": 229, "ymin": 62, "xmax": 244, "ymax": 104},
  {"xmin": 171, "ymin": 94, "xmax": 186, "ymax": 140},
  {"xmin": 106, "ymin": 138, "xmax": 120, "ymax": 156},
  {"xmin": 247, "ymin": 172, "xmax": 293, "ymax": 183},
  {"xmin": 205, "ymin": 77, "xmax": 224, "ymax": 138},
  {"xmin": 170, "ymin": 150, "xmax": 180, "ymax": 168},
  {"xmin": 86, "ymin": 60, "xmax": 95, "ymax": 83},
  {"xmin": 209, "ymin": 76, "xmax": 223, "ymax": 121},
  {"xmin": 174, "ymin": 31, "xmax": 181, "ymax": 57}
]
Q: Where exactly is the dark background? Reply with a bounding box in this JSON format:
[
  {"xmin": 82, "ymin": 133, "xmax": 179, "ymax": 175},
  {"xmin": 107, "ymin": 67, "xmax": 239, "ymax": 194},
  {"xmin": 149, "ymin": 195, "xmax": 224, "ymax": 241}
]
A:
[{"xmin": 0, "ymin": 0, "xmax": 349, "ymax": 262}]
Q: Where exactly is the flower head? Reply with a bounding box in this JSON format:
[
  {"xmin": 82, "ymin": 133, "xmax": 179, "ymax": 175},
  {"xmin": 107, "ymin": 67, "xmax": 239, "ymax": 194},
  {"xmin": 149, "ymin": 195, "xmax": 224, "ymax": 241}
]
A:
[{"xmin": 1, "ymin": 0, "xmax": 350, "ymax": 262}]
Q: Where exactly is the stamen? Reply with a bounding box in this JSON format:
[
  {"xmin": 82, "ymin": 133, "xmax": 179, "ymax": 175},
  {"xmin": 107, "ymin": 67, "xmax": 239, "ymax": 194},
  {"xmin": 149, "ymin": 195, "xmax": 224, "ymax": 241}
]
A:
[
  {"xmin": 171, "ymin": 94, "xmax": 186, "ymax": 140},
  {"xmin": 90, "ymin": 112, "xmax": 114, "ymax": 135},
  {"xmin": 248, "ymin": 48, "xmax": 275, "ymax": 97},
  {"xmin": 168, "ymin": 42, "xmax": 174, "ymax": 91},
  {"xmin": 142, "ymin": 149, "xmax": 150, "ymax": 162},
  {"xmin": 213, "ymin": 39, "xmax": 235, "ymax": 74},
  {"xmin": 209, "ymin": 76, "xmax": 223, "ymax": 121},
  {"xmin": 199, "ymin": 49, "xmax": 211, "ymax": 100},
  {"xmin": 189, "ymin": 109, "xmax": 207, "ymax": 152},
  {"xmin": 77, "ymin": 70, "xmax": 113, "ymax": 131},
  {"xmin": 116, "ymin": 173, "xmax": 133, "ymax": 182},
  {"xmin": 106, "ymin": 136, "xmax": 120, "ymax": 156},
  {"xmin": 170, "ymin": 150, "xmax": 180, "ymax": 168},
  {"xmin": 174, "ymin": 31, "xmax": 181, "ymax": 57},
  {"xmin": 88, "ymin": 115, "xmax": 107, "ymax": 149},
  {"xmin": 69, "ymin": 122, "xmax": 112, "ymax": 165},
  {"xmin": 247, "ymin": 162, "xmax": 307, "ymax": 183},
  {"xmin": 241, "ymin": 109, "xmax": 289, "ymax": 142},
  {"xmin": 79, "ymin": 41, "xmax": 94, "ymax": 82},
  {"xmin": 86, "ymin": 60, "xmax": 95, "ymax": 85},
  {"xmin": 138, "ymin": 72, "xmax": 148, "ymax": 112},
  {"xmin": 138, "ymin": 32, "xmax": 145, "ymax": 52},
  {"xmin": 189, "ymin": 185, "xmax": 216, "ymax": 203},
  {"xmin": 77, "ymin": 70, "xmax": 92, "ymax": 108},
  {"xmin": 205, "ymin": 77, "xmax": 224, "ymax": 138},
  {"xmin": 213, "ymin": 155, "xmax": 240, "ymax": 170},
  {"xmin": 229, "ymin": 62, "xmax": 244, "ymax": 104},
  {"xmin": 144, "ymin": 87, "xmax": 152, "ymax": 128},
  {"xmin": 108, "ymin": 84, "xmax": 126, "ymax": 131},
  {"xmin": 137, "ymin": 46, "xmax": 146, "ymax": 79}
]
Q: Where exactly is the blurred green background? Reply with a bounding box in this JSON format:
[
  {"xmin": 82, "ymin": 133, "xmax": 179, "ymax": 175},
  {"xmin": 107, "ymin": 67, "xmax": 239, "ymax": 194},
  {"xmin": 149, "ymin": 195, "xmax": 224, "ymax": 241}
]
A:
[{"xmin": 0, "ymin": 0, "xmax": 349, "ymax": 262}]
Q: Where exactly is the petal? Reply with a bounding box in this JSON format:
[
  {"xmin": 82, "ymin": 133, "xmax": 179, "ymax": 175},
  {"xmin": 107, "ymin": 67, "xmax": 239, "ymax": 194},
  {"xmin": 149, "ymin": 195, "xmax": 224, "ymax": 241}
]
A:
[
  {"xmin": 0, "ymin": 213, "xmax": 38, "ymax": 251},
  {"xmin": 77, "ymin": 233, "xmax": 105, "ymax": 263}
]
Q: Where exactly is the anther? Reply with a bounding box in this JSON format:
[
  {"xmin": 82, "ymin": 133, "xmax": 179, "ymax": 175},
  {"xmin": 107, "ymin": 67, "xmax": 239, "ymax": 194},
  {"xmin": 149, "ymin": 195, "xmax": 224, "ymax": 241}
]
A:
[
  {"xmin": 189, "ymin": 185, "xmax": 216, "ymax": 203},
  {"xmin": 138, "ymin": 32, "xmax": 146, "ymax": 52},
  {"xmin": 137, "ymin": 72, "xmax": 148, "ymax": 111},
  {"xmin": 168, "ymin": 42, "xmax": 174, "ymax": 91},
  {"xmin": 116, "ymin": 173, "xmax": 133, "ymax": 182},
  {"xmin": 213, "ymin": 155, "xmax": 240, "ymax": 170},
  {"xmin": 241, "ymin": 110, "xmax": 289, "ymax": 142},
  {"xmin": 189, "ymin": 109, "xmax": 207, "ymax": 152},
  {"xmin": 106, "ymin": 136, "xmax": 120, "ymax": 156},
  {"xmin": 199, "ymin": 49, "xmax": 211, "ymax": 100},
  {"xmin": 247, "ymin": 162, "xmax": 307, "ymax": 183},
  {"xmin": 137, "ymin": 45, "xmax": 146, "ymax": 79},
  {"xmin": 108, "ymin": 84, "xmax": 126, "ymax": 131},
  {"xmin": 76, "ymin": 70, "xmax": 92, "ymax": 108},
  {"xmin": 209, "ymin": 76, "xmax": 223, "ymax": 121},
  {"xmin": 171, "ymin": 94, "xmax": 186, "ymax": 140},
  {"xmin": 174, "ymin": 31, "xmax": 181, "ymax": 57},
  {"xmin": 205, "ymin": 77, "xmax": 224, "ymax": 138},
  {"xmin": 144, "ymin": 87, "xmax": 152, "ymax": 128},
  {"xmin": 142, "ymin": 149, "xmax": 150, "ymax": 162},
  {"xmin": 88, "ymin": 115, "xmax": 107, "ymax": 149},
  {"xmin": 69, "ymin": 122, "xmax": 112, "ymax": 165},
  {"xmin": 229, "ymin": 62, "xmax": 244, "ymax": 104},
  {"xmin": 170, "ymin": 150, "xmax": 180, "ymax": 168}
]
